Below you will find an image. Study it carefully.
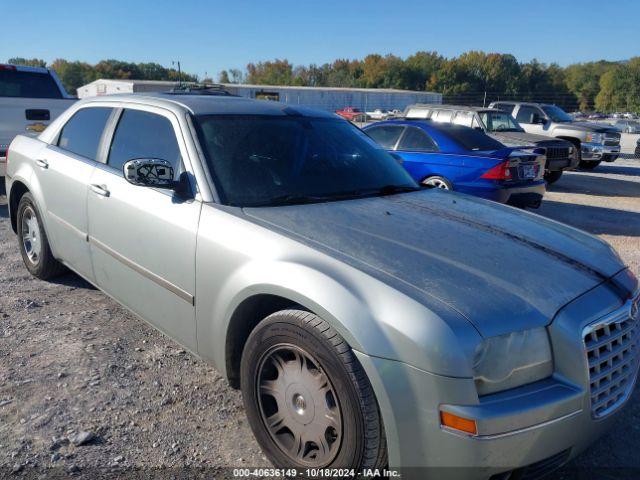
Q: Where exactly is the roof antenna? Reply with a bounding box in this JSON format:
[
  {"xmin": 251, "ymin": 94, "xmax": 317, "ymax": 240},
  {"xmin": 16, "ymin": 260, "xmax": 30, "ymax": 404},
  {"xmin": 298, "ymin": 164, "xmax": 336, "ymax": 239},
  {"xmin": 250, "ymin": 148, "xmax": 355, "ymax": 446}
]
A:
[{"xmin": 172, "ymin": 60, "xmax": 182, "ymax": 88}]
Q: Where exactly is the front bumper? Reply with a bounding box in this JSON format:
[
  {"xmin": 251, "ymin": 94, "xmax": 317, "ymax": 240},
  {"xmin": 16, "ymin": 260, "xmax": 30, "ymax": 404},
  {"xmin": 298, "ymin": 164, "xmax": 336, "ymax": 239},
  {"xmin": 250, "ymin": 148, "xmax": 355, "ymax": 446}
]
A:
[
  {"xmin": 581, "ymin": 142, "xmax": 620, "ymax": 161},
  {"xmin": 356, "ymin": 273, "xmax": 639, "ymax": 480}
]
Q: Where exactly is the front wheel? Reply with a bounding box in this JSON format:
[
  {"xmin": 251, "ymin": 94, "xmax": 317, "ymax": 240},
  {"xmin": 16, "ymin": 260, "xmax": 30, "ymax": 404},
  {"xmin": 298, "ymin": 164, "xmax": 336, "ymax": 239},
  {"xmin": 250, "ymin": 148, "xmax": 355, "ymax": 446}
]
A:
[
  {"xmin": 579, "ymin": 160, "xmax": 601, "ymax": 170},
  {"xmin": 240, "ymin": 310, "xmax": 387, "ymax": 471},
  {"xmin": 422, "ymin": 176, "xmax": 452, "ymax": 190}
]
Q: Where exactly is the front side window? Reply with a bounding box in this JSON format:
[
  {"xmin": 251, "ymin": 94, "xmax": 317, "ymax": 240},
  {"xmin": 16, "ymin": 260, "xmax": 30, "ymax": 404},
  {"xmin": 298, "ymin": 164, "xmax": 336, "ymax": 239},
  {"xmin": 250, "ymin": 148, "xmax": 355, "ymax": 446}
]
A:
[
  {"xmin": 108, "ymin": 109, "xmax": 181, "ymax": 176},
  {"xmin": 397, "ymin": 127, "xmax": 438, "ymax": 152},
  {"xmin": 57, "ymin": 107, "xmax": 113, "ymax": 160},
  {"xmin": 194, "ymin": 115, "xmax": 417, "ymax": 207},
  {"xmin": 365, "ymin": 125, "xmax": 405, "ymax": 149}
]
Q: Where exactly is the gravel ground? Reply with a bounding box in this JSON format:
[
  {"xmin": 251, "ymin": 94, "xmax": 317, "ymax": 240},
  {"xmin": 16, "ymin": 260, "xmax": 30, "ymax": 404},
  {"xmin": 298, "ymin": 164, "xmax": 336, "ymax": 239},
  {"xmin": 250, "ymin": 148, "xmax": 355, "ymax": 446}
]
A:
[{"xmin": 0, "ymin": 159, "xmax": 639, "ymax": 479}]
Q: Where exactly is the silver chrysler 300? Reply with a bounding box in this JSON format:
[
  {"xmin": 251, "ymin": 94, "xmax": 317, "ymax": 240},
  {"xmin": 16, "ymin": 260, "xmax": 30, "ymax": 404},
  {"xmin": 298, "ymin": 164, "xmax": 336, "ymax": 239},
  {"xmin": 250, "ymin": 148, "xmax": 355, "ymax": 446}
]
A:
[{"xmin": 5, "ymin": 94, "xmax": 639, "ymax": 479}]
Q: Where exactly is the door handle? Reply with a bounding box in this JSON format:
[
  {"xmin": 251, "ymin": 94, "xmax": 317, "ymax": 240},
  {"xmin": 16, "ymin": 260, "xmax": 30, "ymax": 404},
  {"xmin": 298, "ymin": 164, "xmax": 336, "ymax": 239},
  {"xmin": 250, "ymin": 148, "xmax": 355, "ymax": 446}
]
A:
[
  {"xmin": 90, "ymin": 184, "xmax": 110, "ymax": 197},
  {"xmin": 35, "ymin": 159, "xmax": 49, "ymax": 169}
]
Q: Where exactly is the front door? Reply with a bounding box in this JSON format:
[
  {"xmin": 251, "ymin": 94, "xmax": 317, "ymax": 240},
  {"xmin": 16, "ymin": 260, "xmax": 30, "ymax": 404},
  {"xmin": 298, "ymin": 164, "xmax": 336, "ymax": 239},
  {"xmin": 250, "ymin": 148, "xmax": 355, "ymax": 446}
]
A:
[{"xmin": 87, "ymin": 106, "xmax": 201, "ymax": 350}]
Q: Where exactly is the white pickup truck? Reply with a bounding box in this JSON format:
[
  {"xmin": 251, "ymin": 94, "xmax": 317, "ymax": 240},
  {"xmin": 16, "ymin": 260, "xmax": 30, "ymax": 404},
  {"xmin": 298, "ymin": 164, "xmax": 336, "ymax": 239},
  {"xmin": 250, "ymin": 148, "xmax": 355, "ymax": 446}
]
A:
[{"xmin": 1, "ymin": 64, "xmax": 76, "ymax": 177}]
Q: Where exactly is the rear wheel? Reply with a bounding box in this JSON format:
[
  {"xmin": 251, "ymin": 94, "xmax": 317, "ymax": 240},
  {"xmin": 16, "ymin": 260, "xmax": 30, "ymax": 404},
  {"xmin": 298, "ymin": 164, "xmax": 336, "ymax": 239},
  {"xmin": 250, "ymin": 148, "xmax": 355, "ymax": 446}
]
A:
[
  {"xmin": 17, "ymin": 193, "xmax": 66, "ymax": 279},
  {"xmin": 544, "ymin": 170, "xmax": 563, "ymax": 184},
  {"xmin": 422, "ymin": 176, "xmax": 452, "ymax": 190},
  {"xmin": 240, "ymin": 310, "xmax": 387, "ymax": 472},
  {"xmin": 579, "ymin": 160, "xmax": 601, "ymax": 170}
]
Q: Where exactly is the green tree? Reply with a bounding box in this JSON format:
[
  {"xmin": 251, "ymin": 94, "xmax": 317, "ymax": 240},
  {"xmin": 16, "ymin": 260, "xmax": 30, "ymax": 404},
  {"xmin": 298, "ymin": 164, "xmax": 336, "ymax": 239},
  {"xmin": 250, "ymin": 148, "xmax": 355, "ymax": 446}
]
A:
[{"xmin": 7, "ymin": 57, "xmax": 47, "ymax": 67}]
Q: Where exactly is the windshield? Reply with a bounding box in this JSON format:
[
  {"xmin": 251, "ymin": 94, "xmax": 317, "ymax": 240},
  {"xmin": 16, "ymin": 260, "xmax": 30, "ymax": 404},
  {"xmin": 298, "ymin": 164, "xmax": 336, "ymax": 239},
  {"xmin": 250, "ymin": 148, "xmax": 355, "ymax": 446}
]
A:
[
  {"xmin": 443, "ymin": 125, "xmax": 505, "ymax": 151},
  {"xmin": 194, "ymin": 115, "xmax": 418, "ymax": 207},
  {"xmin": 479, "ymin": 111, "xmax": 524, "ymax": 133},
  {"xmin": 541, "ymin": 105, "xmax": 573, "ymax": 123}
]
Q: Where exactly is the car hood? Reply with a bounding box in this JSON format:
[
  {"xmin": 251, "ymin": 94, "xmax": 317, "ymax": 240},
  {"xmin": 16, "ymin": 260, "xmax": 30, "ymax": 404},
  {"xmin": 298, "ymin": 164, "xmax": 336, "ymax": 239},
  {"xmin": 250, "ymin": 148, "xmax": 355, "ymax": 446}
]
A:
[
  {"xmin": 559, "ymin": 121, "xmax": 618, "ymax": 133},
  {"xmin": 244, "ymin": 190, "xmax": 626, "ymax": 338},
  {"xmin": 489, "ymin": 131, "xmax": 571, "ymax": 148}
]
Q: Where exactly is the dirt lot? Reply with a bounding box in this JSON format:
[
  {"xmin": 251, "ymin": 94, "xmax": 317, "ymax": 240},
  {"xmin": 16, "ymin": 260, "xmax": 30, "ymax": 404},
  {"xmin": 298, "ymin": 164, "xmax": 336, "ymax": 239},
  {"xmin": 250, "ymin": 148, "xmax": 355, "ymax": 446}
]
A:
[{"xmin": 1, "ymin": 159, "xmax": 639, "ymax": 478}]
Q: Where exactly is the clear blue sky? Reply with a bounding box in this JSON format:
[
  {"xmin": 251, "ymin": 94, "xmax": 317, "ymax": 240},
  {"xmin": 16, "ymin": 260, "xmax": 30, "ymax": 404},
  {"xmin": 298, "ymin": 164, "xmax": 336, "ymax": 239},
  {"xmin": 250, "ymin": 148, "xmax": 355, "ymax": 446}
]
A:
[{"xmin": 2, "ymin": 0, "xmax": 638, "ymax": 79}]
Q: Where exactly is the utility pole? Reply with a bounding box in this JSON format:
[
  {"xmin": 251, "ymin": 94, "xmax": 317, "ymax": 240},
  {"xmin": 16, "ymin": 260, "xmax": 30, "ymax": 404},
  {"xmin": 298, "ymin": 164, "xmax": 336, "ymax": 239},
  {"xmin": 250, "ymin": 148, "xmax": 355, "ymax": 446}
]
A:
[{"xmin": 172, "ymin": 61, "xmax": 182, "ymax": 88}]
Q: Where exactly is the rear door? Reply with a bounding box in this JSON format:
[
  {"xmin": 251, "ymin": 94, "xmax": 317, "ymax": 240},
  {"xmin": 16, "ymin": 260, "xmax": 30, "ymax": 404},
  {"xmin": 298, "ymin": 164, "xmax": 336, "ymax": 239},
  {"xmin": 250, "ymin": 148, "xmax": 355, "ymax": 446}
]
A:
[
  {"xmin": 35, "ymin": 106, "xmax": 114, "ymax": 281},
  {"xmin": 87, "ymin": 106, "xmax": 200, "ymax": 350}
]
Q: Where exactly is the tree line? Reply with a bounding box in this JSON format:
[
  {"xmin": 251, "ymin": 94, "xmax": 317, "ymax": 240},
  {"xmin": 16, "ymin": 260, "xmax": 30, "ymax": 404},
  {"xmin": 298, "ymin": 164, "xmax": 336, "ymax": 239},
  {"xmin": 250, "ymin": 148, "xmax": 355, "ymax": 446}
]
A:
[
  {"xmin": 8, "ymin": 52, "xmax": 640, "ymax": 113},
  {"xmin": 7, "ymin": 58, "xmax": 197, "ymax": 95},
  {"xmin": 223, "ymin": 52, "xmax": 640, "ymax": 113}
]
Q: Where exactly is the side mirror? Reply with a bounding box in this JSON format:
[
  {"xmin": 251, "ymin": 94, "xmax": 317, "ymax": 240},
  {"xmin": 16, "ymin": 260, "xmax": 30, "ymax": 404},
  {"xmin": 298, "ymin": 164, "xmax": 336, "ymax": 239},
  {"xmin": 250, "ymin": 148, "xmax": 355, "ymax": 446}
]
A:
[{"xmin": 123, "ymin": 158, "xmax": 176, "ymax": 188}]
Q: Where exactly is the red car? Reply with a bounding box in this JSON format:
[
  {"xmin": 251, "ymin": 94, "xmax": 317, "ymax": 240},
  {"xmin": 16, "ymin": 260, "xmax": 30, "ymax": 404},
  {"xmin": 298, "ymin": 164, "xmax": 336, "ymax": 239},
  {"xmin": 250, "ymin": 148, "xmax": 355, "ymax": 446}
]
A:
[{"xmin": 335, "ymin": 106, "xmax": 366, "ymax": 122}]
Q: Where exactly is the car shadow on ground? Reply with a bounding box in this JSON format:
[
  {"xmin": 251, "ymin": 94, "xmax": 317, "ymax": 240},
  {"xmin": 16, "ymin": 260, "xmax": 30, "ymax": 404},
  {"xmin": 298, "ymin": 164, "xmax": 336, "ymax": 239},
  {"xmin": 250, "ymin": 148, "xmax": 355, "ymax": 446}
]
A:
[
  {"xmin": 50, "ymin": 272, "xmax": 97, "ymax": 290},
  {"xmin": 549, "ymin": 174, "xmax": 640, "ymax": 198},
  {"xmin": 0, "ymin": 204, "xmax": 8, "ymax": 219},
  {"xmin": 538, "ymin": 201, "xmax": 640, "ymax": 236},
  {"xmin": 595, "ymin": 164, "xmax": 640, "ymax": 177}
]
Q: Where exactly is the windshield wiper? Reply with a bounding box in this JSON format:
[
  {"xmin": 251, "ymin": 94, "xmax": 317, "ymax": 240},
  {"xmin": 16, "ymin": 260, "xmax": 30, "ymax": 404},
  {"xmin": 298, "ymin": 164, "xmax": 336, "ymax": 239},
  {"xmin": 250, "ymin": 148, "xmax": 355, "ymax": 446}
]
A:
[{"xmin": 258, "ymin": 184, "xmax": 420, "ymax": 207}]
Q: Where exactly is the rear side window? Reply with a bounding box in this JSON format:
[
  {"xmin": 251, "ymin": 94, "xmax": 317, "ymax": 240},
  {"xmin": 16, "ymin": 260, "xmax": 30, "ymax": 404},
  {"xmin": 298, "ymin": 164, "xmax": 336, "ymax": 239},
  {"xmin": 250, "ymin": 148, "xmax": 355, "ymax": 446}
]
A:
[
  {"xmin": 57, "ymin": 107, "xmax": 113, "ymax": 160},
  {"xmin": 493, "ymin": 103, "xmax": 516, "ymax": 114},
  {"xmin": 452, "ymin": 111, "xmax": 474, "ymax": 127},
  {"xmin": 397, "ymin": 127, "xmax": 438, "ymax": 152},
  {"xmin": 0, "ymin": 70, "xmax": 62, "ymax": 99},
  {"xmin": 432, "ymin": 110, "xmax": 454, "ymax": 123},
  {"xmin": 108, "ymin": 109, "xmax": 181, "ymax": 176},
  {"xmin": 365, "ymin": 125, "xmax": 405, "ymax": 149}
]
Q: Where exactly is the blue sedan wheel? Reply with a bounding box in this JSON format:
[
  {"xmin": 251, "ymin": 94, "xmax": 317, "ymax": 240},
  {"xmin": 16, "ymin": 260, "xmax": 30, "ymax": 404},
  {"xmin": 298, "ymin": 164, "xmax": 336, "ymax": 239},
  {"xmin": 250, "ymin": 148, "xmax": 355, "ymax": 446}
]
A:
[{"xmin": 422, "ymin": 176, "xmax": 453, "ymax": 190}]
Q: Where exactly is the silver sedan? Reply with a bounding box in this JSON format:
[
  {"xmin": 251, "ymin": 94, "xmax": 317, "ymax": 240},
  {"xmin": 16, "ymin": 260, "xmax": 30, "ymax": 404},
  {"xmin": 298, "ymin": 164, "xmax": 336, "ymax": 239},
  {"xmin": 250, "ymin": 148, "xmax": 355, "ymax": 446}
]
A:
[{"xmin": 5, "ymin": 94, "xmax": 639, "ymax": 479}]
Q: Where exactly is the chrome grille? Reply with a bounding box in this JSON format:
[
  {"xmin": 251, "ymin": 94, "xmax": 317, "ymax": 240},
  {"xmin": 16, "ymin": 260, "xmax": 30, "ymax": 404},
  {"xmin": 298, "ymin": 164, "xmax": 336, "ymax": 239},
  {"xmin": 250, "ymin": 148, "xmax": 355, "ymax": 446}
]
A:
[
  {"xmin": 545, "ymin": 146, "xmax": 571, "ymax": 160},
  {"xmin": 604, "ymin": 133, "xmax": 621, "ymax": 146},
  {"xmin": 583, "ymin": 295, "xmax": 640, "ymax": 418}
]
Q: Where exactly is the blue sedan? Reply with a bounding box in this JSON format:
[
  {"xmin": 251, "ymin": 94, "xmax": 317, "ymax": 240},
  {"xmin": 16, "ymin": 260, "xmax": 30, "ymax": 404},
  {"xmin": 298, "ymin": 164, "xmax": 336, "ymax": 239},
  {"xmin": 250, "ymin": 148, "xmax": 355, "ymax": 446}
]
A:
[{"xmin": 364, "ymin": 120, "xmax": 546, "ymax": 208}]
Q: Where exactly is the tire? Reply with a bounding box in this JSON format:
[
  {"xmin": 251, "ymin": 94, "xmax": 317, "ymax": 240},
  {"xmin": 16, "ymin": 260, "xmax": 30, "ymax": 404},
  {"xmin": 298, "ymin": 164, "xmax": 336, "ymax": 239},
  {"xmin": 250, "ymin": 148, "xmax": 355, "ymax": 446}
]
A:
[
  {"xmin": 544, "ymin": 170, "xmax": 563, "ymax": 184},
  {"xmin": 579, "ymin": 160, "xmax": 601, "ymax": 170},
  {"xmin": 240, "ymin": 310, "xmax": 387, "ymax": 472},
  {"xmin": 16, "ymin": 192, "xmax": 66, "ymax": 279},
  {"xmin": 422, "ymin": 176, "xmax": 452, "ymax": 190}
]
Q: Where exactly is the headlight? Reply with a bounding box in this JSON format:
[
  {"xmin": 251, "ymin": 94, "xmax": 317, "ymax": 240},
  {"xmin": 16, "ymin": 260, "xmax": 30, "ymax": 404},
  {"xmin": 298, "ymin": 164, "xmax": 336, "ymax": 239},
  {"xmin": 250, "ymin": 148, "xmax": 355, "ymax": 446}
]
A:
[
  {"xmin": 473, "ymin": 328, "xmax": 553, "ymax": 396},
  {"xmin": 585, "ymin": 132, "xmax": 604, "ymax": 144}
]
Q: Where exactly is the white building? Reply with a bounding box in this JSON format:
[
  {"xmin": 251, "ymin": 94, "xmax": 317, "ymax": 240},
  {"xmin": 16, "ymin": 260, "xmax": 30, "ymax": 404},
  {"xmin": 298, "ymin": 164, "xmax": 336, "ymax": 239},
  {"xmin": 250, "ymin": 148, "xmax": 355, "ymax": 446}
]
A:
[{"xmin": 77, "ymin": 79, "xmax": 442, "ymax": 113}]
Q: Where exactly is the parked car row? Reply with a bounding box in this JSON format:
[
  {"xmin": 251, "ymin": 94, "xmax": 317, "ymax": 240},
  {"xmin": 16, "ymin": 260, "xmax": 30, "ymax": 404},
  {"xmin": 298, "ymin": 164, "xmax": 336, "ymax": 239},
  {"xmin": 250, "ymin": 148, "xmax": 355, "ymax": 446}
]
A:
[{"xmin": 5, "ymin": 93, "xmax": 639, "ymax": 479}]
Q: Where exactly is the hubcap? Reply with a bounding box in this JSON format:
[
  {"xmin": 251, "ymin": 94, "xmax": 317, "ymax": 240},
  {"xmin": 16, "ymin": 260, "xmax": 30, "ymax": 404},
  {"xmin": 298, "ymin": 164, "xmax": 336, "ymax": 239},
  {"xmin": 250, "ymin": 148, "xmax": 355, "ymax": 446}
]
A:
[
  {"xmin": 423, "ymin": 177, "xmax": 450, "ymax": 189},
  {"xmin": 257, "ymin": 344, "xmax": 342, "ymax": 466},
  {"xmin": 21, "ymin": 206, "xmax": 41, "ymax": 264}
]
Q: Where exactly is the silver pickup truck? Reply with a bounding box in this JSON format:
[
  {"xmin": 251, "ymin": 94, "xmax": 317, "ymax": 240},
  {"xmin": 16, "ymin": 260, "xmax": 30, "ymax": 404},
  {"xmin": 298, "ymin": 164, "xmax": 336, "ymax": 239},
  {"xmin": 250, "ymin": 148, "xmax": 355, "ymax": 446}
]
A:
[
  {"xmin": 489, "ymin": 101, "xmax": 621, "ymax": 170},
  {"xmin": 0, "ymin": 64, "xmax": 76, "ymax": 176},
  {"xmin": 404, "ymin": 104, "xmax": 578, "ymax": 183}
]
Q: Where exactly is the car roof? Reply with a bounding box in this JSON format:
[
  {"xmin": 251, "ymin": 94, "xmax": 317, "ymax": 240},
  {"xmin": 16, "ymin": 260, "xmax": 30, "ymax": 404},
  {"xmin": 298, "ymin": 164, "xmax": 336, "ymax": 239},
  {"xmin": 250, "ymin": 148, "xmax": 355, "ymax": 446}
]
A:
[
  {"xmin": 407, "ymin": 104, "xmax": 495, "ymax": 113},
  {"xmin": 79, "ymin": 92, "xmax": 337, "ymax": 118},
  {"xmin": 0, "ymin": 63, "xmax": 50, "ymax": 74},
  {"xmin": 368, "ymin": 118, "xmax": 476, "ymax": 134}
]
